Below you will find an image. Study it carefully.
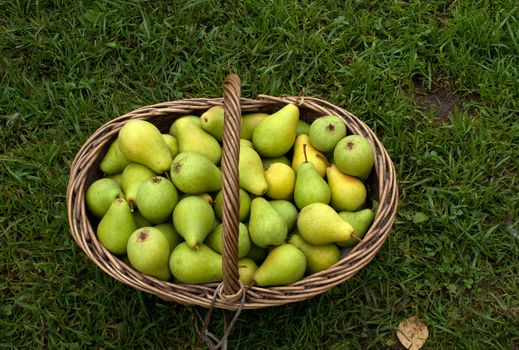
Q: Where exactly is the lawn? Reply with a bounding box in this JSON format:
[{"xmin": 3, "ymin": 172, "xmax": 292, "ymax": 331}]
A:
[{"xmin": 1, "ymin": 0, "xmax": 518, "ymax": 348}]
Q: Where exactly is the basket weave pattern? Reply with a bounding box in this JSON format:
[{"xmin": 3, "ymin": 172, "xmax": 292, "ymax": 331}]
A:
[{"xmin": 67, "ymin": 76, "xmax": 398, "ymax": 310}]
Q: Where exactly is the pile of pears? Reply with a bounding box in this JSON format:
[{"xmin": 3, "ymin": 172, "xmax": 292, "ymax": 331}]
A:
[{"xmin": 85, "ymin": 103, "xmax": 378, "ymax": 287}]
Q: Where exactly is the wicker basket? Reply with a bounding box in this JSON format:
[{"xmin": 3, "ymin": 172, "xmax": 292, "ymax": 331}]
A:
[{"xmin": 66, "ymin": 75, "xmax": 398, "ymax": 310}]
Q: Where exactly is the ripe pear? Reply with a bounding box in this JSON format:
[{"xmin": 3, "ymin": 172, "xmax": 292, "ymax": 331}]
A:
[
  {"xmin": 293, "ymin": 145, "xmax": 331, "ymax": 210},
  {"xmin": 252, "ymin": 103, "xmax": 299, "ymax": 157},
  {"xmin": 239, "ymin": 146, "xmax": 268, "ymax": 196},
  {"xmin": 213, "ymin": 188, "xmax": 251, "ymax": 222},
  {"xmin": 86, "ymin": 178, "xmax": 123, "ymax": 218},
  {"xmin": 100, "ymin": 138, "xmax": 130, "ymax": 175},
  {"xmin": 169, "ymin": 115, "xmax": 200, "ymax": 137},
  {"xmin": 106, "ymin": 173, "xmax": 122, "ymax": 186},
  {"xmin": 337, "ymin": 209, "xmax": 375, "ymax": 247},
  {"xmin": 296, "ymin": 119, "xmax": 310, "ymax": 136},
  {"xmin": 309, "ymin": 115, "xmax": 347, "ymax": 153},
  {"xmin": 162, "ymin": 134, "xmax": 179, "ymax": 158},
  {"xmin": 288, "ymin": 233, "xmax": 340, "ymax": 274},
  {"xmin": 154, "ymin": 222, "xmax": 183, "ymax": 252},
  {"xmin": 169, "ymin": 243, "xmax": 223, "ymax": 284},
  {"xmin": 240, "ymin": 112, "xmax": 268, "ymax": 140},
  {"xmin": 292, "ymin": 134, "xmax": 328, "ymax": 177},
  {"xmin": 200, "ymin": 106, "xmax": 225, "ymax": 141},
  {"xmin": 205, "ymin": 222, "xmax": 251, "ymax": 259},
  {"xmin": 174, "ymin": 117, "xmax": 221, "ymax": 164},
  {"xmin": 326, "ymin": 164, "xmax": 367, "ymax": 212},
  {"xmin": 262, "ymin": 155, "xmax": 291, "ymax": 168},
  {"xmin": 264, "ymin": 162, "xmax": 295, "ymax": 200},
  {"xmin": 170, "ymin": 152, "xmax": 222, "ymax": 194},
  {"xmin": 97, "ymin": 198, "xmax": 137, "ymax": 255},
  {"xmin": 240, "ymin": 139, "xmax": 255, "ymax": 149},
  {"xmin": 245, "ymin": 242, "xmax": 268, "ymax": 263},
  {"xmin": 333, "ymin": 135, "xmax": 375, "ymax": 180},
  {"xmin": 136, "ymin": 176, "xmax": 178, "ymax": 224},
  {"xmin": 133, "ymin": 210, "xmax": 152, "ymax": 228},
  {"xmin": 269, "ymin": 199, "xmax": 298, "ymax": 232},
  {"xmin": 248, "ymin": 197, "xmax": 288, "ymax": 248},
  {"xmin": 118, "ymin": 120, "xmax": 172, "ymax": 174},
  {"xmin": 253, "ymin": 244, "xmax": 306, "ymax": 286},
  {"xmin": 121, "ymin": 163, "xmax": 157, "ymax": 210},
  {"xmin": 172, "ymin": 196, "xmax": 216, "ymax": 249},
  {"xmin": 127, "ymin": 227, "xmax": 171, "ymax": 280},
  {"xmin": 238, "ymin": 258, "xmax": 258, "ymax": 285},
  {"xmin": 297, "ymin": 203, "xmax": 354, "ymax": 245}
]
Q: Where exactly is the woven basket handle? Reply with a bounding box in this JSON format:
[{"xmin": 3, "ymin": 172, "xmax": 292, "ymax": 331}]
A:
[{"xmin": 220, "ymin": 74, "xmax": 242, "ymax": 300}]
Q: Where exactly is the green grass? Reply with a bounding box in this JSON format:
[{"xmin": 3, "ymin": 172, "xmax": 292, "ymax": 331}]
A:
[{"xmin": 1, "ymin": 0, "xmax": 518, "ymax": 348}]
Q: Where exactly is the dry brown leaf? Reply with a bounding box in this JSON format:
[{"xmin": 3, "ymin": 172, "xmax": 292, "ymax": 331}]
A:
[{"xmin": 397, "ymin": 316, "xmax": 429, "ymax": 350}]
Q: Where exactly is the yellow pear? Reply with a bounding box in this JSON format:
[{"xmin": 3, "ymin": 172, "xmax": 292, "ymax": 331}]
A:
[
  {"xmin": 326, "ymin": 164, "xmax": 367, "ymax": 212},
  {"xmin": 264, "ymin": 162, "xmax": 295, "ymax": 200},
  {"xmin": 292, "ymin": 134, "xmax": 328, "ymax": 177},
  {"xmin": 297, "ymin": 203, "xmax": 354, "ymax": 245}
]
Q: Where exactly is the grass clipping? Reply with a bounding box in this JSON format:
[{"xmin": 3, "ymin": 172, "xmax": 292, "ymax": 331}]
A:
[{"xmin": 397, "ymin": 316, "xmax": 429, "ymax": 350}]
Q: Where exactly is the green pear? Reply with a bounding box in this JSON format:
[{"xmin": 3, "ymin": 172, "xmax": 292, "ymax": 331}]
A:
[
  {"xmin": 205, "ymin": 222, "xmax": 251, "ymax": 258},
  {"xmin": 240, "ymin": 112, "xmax": 268, "ymax": 140},
  {"xmin": 170, "ymin": 152, "xmax": 222, "ymax": 194},
  {"xmin": 269, "ymin": 200, "xmax": 298, "ymax": 232},
  {"xmin": 337, "ymin": 209, "xmax": 375, "ymax": 247},
  {"xmin": 132, "ymin": 210, "xmax": 152, "ymax": 228},
  {"xmin": 162, "ymin": 134, "xmax": 179, "ymax": 159},
  {"xmin": 127, "ymin": 227, "xmax": 171, "ymax": 280},
  {"xmin": 169, "ymin": 243, "xmax": 223, "ymax": 284},
  {"xmin": 154, "ymin": 222, "xmax": 183, "ymax": 252},
  {"xmin": 293, "ymin": 145, "xmax": 331, "ymax": 210},
  {"xmin": 174, "ymin": 117, "xmax": 221, "ymax": 164},
  {"xmin": 172, "ymin": 196, "xmax": 216, "ymax": 248},
  {"xmin": 296, "ymin": 119, "xmax": 310, "ymax": 136},
  {"xmin": 121, "ymin": 163, "xmax": 157, "ymax": 210},
  {"xmin": 264, "ymin": 163, "xmax": 295, "ymax": 200},
  {"xmin": 248, "ymin": 197, "xmax": 288, "ymax": 248},
  {"xmin": 245, "ymin": 242, "xmax": 268, "ymax": 263},
  {"xmin": 309, "ymin": 115, "xmax": 347, "ymax": 153},
  {"xmin": 288, "ymin": 233, "xmax": 340, "ymax": 274},
  {"xmin": 100, "ymin": 138, "xmax": 130, "ymax": 175},
  {"xmin": 118, "ymin": 120, "xmax": 172, "ymax": 174},
  {"xmin": 86, "ymin": 178, "xmax": 123, "ymax": 218},
  {"xmin": 297, "ymin": 203, "xmax": 354, "ymax": 245},
  {"xmin": 106, "ymin": 173, "xmax": 122, "ymax": 186},
  {"xmin": 169, "ymin": 115, "xmax": 200, "ymax": 137},
  {"xmin": 292, "ymin": 134, "xmax": 329, "ymax": 177},
  {"xmin": 333, "ymin": 135, "xmax": 375, "ymax": 180},
  {"xmin": 253, "ymin": 244, "xmax": 306, "ymax": 286},
  {"xmin": 326, "ymin": 164, "xmax": 367, "ymax": 212},
  {"xmin": 238, "ymin": 258, "xmax": 257, "ymax": 285},
  {"xmin": 240, "ymin": 139, "xmax": 255, "ymax": 149},
  {"xmin": 97, "ymin": 198, "xmax": 137, "ymax": 255},
  {"xmin": 262, "ymin": 155, "xmax": 291, "ymax": 168},
  {"xmin": 213, "ymin": 188, "xmax": 251, "ymax": 222},
  {"xmin": 252, "ymin": 103, "xmax": 299, "ymax": 157},
  {"xmin": 239, "ymin": 146, "xmax": 268, "ymax": 196},
  {"xmin": 200, "ymin": 106, "xmax": 225, "ymax": 141},
  {"xmin": 136, "ymin": 176, "xmax": 178, "ymax": 224}
]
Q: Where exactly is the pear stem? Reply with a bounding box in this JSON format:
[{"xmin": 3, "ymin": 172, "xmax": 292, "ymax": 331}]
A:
[
  {"xmin": 303, "ymin": 143, "xmax": 308, "ymax": 163},
  {"xmin": 351, "ymin": 233, "xmax": 363, "ymax": 242}
]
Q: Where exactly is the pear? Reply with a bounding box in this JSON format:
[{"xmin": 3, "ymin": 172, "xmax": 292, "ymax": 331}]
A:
[
  {"xmin": 333, "ymin": 135, "xmax": 375, "ymax": 180},
  {"xmin": 238, "ymin": 258, "xmax": 258, "ymax": 285},
  {"xmin": 132, "ymin": 210, "xmax": 152, "ymax": 228},
  {"xmin": 136, "ymin": 176, "xmax": 178, "ymax": 224},
  {"xmin": 309, "ymin": 115, "xmax": 347, "ymax": 153},
  {"xmin": 100, "ymin": 138, "xmax": 130, "ymax": 175},
  {"xmin": 118, "ymin": 120, "xmax": 172, "ymax": 174},
  {"xmin": 326, "ymin": 164, "xmax": 367, "ymax": 212},
  {"xmin": 337, "ymin": 209, "xmax": 375, "ymax": 247},
  {"xmin": 127, "ymin": 227, "xmax": 171, "ymax": 280},
  {"xmin": 248, "ymin": 197, "xmax": 288, "ymax": 248},
  {"xmin": 253, "ymin": 244, "xmax": 306, "ymax": 286},
  {"xmin": 170, "ymin": 152, "xmax": 222, "ymax": 194},
  {"xmin": 121, "ymin": 163, "xmax": 157, "ymax": 210},
  {"xmin": 169, "ymin": 243, "xmax": 223, "ymax": 284},
  {"xmin": 264, "ymin": 162, "xmax": 295, "ymax": 200},
  {"xmin": 162, "ymin": 134, "xmax": 179, "ymax": 159},
  {"xmin": 292, "ymin": 134, "xmax": 329, "ymax": 177},
  {"xmin": 205, "ymin": 222, "xmax": 251, "ymax": 259},
  {"xmin": 296, "ymin": 119, "xmax": 310, "ymax": 136},
  {"xmin": 262, "ymin": 155, "xmax": 291, "ymax": 168},
  {"xmin": 172, "ymin": 196, "xmax": 216, "ymax": 249},
  {"xmin": 293, "ymin": 144, "xmax": 331, "ymax": 210},
  {"xmin": 86, "ymin": 178, "xmax": 123, "ymax": 218},
  {"xmin": 169, "ymin": 115, "xmax": 200, "ymax": 137},
  {"xmin": 269, "ymin": 200, "xmax": 298, "ymax": 232},
  {"xmin": 213, "ymin": 188, "xmax": 251, "ymax": 222},
  {"xmin": 240, "ymin": 112, "xmax": 268, "ymax": 140},
  {"xmin": 154, "ymin": 222, "xmax": 183, "ymax": 252},
  {"xmin": 97, "ymin": 198, "xmax": 136, "ymax": 255},
  {"xmin": 240, "ymin": 139, "xmax": 255, "ymax": 149},
  {"xmin": 239, "ymin": 146, "xmax": 268, "ymax": 196},
  {"xmin": 288, "ymin": 233, "xmax": 340, "ymax": 274},
  {"xmin": 106, "ymin": 173, "xmax": 122, "ymax": 185},
  {"xmin": 252, "ymin": 103, "xmax": 299, "ymax": 157},
  {"xmin": 174, "ymin": 117, "xmax": 221, "ymax": 164},
  {"xmin": 200, "ymin": 106, "xmax": 225, "ymax": 141},
  {"xmin": 245, "ymin": 242, "xmax": 268, "ymax": 264},
  {"xmin": 297, "ymin": 203, "xmax": 354, "ymax": 245}
]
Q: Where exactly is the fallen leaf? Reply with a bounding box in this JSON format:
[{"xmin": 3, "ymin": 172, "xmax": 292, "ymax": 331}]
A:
[{"xmin": 397, "ymin": 316, "xmax": 429, "ymax": 350}]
